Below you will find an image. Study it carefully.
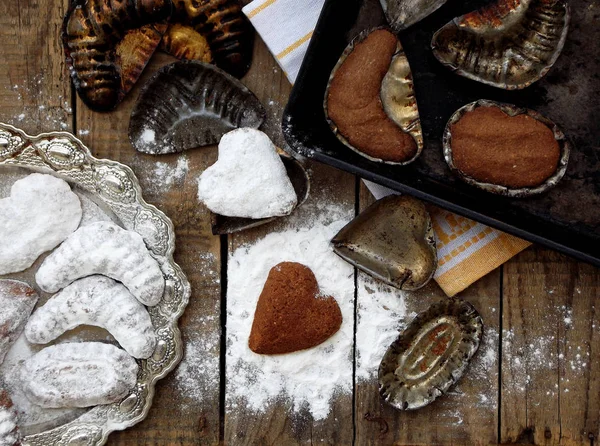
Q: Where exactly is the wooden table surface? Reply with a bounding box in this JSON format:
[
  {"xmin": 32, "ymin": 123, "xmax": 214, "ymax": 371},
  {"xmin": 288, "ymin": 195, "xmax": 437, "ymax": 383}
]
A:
[{"xmin": 2, "ymin": 0, "xmax": 599, "ymax": 444}]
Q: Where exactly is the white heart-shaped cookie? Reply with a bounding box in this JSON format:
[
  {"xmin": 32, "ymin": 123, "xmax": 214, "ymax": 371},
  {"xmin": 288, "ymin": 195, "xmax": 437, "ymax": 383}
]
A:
[
  {"xmin": 0, "ymin": 173, "xmax": 82, "ymax": 275},
  {"xmin": 197, "ymin": 128, "xmax": 298, "ymax": 219}
]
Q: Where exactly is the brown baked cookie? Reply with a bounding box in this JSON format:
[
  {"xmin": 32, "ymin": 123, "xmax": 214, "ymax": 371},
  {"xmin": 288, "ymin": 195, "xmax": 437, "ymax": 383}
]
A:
[
  {"xmin": 0, "ymin": 280, "xmax": 39, "ymax": 365},
  {"xmin": 0, "ymin": 387, "xmax": 20, "ymax": 446},
  {"xmin": 249, "ymin": 262, "xmax": 342, "ymax": 355},
  {"xmin": 326, "ymin": 29, "xmax": 418, "ymax": 163},
  {"xmin": 450, "ymin": 106, "xmax": 561, "ymax": 188}
]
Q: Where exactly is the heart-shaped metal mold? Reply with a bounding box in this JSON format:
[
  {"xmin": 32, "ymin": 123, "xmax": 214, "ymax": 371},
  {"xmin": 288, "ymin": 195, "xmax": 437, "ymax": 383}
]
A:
[
  {"xmin": 163, "ymin": 0, "xmax": 254, "ymax": 78},
  {"xmin": 332, "ymin": 195, "xmax": 436, "ymax": 290},
  {"xmin": 381, "ymin": 0, "xmax": 449, "ymax": 31},
  {"xmin": 324, "ymin": 28, "xmax": 423, "ymax": 165},
  {"xmin": 444, "ymin": 99, "xmax": 570, "ymax": 197},
  {"xmin": 129, "ymin": 60, "xmax": 265, "ymax": 155},
  {"xmin": 379, "ymin": 298, "xmax": 483, "ymax": 410},
  {"xmin": 62, "ymin": 0, "xmax": 172, "ymax": 111},
  {"xmin": 210, "ymin": 152, "xmax": 310, "ymax": 235},
  {"xmin": 431, "ymin": 0, "xmax": 570, "ymax": 89}
]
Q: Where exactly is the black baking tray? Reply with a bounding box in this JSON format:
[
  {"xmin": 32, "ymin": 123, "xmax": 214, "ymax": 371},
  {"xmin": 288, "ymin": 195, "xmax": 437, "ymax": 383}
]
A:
[{"xmin": 282, "ymin": 0, "xmax": 600, "ymax": 266}]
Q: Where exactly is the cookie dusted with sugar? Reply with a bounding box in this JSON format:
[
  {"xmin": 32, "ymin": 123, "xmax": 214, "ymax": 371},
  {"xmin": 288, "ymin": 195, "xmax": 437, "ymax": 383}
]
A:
[
  {"xmin": 35, "ymin": 221, "xmax": 165, "ymax": 306},
  {"xmin": 197, "ymin": 128, "xmax": 297, "ymax": 219},
  {"xmin": 0, "ymin": 280, "xmax": 39, "ymax": 365},
  {"xmin": 249, "ymin": 262, "xmax": 343, "ymax": 354},
  {"xmin": 21, "ymin": 342, "xmax": 138, "ymax": 408},
  {"xmin": 0, "ymin": 173, "xmax": 82, "ymax": 275},
  {"xmin": 0, "ymin": 387, "xmax": 20, "ymax": 446},
  {"xmin": 26, "ymin": 276, "xmax": 157, "ymax": 359}
]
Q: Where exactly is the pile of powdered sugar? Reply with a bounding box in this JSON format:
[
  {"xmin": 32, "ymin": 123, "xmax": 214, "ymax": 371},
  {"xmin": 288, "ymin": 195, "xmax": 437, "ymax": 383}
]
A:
[{"xmin": 226, "ymin": 213, "xmax": 354, "ymax": 420}]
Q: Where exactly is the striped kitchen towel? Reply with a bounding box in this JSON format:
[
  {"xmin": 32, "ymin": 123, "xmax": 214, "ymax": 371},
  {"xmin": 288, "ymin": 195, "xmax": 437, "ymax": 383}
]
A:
[{"xmin": 243, "ymin": 0, "xmax": 531, "ymax": 296}]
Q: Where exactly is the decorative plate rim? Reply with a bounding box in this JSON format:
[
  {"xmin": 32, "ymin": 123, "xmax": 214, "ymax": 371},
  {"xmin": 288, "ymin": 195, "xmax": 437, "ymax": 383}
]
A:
[{"xmin": 0, "ymin": 122, "xmax": 191, "ymax": 446}]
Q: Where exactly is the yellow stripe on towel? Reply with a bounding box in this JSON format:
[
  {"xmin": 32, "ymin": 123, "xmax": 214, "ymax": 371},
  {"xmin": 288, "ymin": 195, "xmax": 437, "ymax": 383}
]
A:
[
  {"xmin": 246, "ymin": 0, "xmax": 278, "ymax": 19},
  {"xmin": 276, "ymin": 31, "xmax": 314, "ymax": 59}
]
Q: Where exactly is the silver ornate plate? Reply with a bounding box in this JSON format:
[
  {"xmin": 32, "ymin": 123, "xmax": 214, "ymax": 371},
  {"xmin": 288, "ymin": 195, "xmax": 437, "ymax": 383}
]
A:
[{"xmin": 0, "ymin": 122, "xmax": 191, "ymax": 445}]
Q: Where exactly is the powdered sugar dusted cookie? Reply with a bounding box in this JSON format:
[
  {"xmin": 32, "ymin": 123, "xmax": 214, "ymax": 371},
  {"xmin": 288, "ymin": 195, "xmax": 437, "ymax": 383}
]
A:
[
  {"xmin": 21, "ymin": 342, "xmax": 138, "ymax": 408},
  {"xmin": 0, "ymin": 280, "xmax": 39, "ymax": 365},
  {"xmin": 0, "ymin": 387, "xmax": 20, "ymax": 446},
  {"xmin": 35, "ymin": 221, "xmax": 165, "ymax": 306},
  {"xmin": 26, "ymin": 276, "xmax": 157, "ymax": 359},
  {"xmin": 197, "ymin": 128, "xmax": 297, "ymax": 219},
  {"xmin": 0, "ymin": 173, "xmax": 82, "ymax": 275}
]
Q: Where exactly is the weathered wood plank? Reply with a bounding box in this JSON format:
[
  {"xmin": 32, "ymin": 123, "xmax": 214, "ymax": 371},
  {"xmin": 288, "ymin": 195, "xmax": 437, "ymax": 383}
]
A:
[
  {"xmin": 0, "ymin": 0, "xmax": 71, "ymax": 134},
  {"xmin": 76, "ymin": 52, "xmax": 223, "ymax": 445},
  {"xmin": 223, "ymin": 36, "xmax": 357, "ymax": 445},
  {"xmin": 501, "ymin": 248, "xmax": 600, "ymax": 445},
  {"xmin": 354, "ymin": 184, "xmax": 501, "ymax": 446}
]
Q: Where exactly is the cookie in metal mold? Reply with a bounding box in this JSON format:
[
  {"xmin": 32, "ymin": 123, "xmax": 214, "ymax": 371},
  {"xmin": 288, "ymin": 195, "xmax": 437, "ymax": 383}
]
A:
[
  {"xmin": 129, "ymin": 61, "xmax": 265, "ymax": 155},
  {"xmin": 431, "ymin": 0, "xmax": 570, "ymax": 89},
  {"xmin": 332, "ymin": 195, "xmax": 436, "ymax": 290},
  {"xmin": 381, "ymin": 0, "xmax": 449, "ymax": 31},
  {"xmin": 444, "ymin": 100, "xmax": 570, "ymax": 197},
  {"xmin": 164, "ymin": 0, "xmax": 254, "ymax": 78},
  {"xmin": 62, "ymin": 0, "xmax": 172, "ymax": 111},
  {"xmin": 379, "ymin": 298, "xmax": 483, "ymax": 410},
  {"xmin": 324, "ymin": 28, "xmax": 422, "ymax": 165},
  {"xmin": 210, "ymin": 151, "xmax": 310, "ymax": 234}
]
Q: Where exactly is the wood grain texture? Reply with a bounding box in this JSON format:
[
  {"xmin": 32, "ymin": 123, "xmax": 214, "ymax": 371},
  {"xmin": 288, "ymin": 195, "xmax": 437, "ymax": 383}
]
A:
[
  {"xmin": 76, "ymin": 51, "xmax": 223, "ymax": 445},
  {"xmin": 0, "ymin": 0, "xmax": 71, "ymax": 134},
  {"xmin": 501, "ymin": 248, "xmax": 600, "ymax": 445},
  {"xmin": 354, "ymin": 184, "xmax": 501, "ymax": 446},
  {"xmin": 223, "ymin": 35, "xmax": 357, "ymax": 445}
]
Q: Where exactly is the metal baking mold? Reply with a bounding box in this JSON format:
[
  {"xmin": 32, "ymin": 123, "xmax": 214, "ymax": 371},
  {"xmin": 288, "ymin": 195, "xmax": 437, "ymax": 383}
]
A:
[
  {"xmin": 443, "ymin": 99, "xmax": 571, "ymax": 197},
  {"xmin": 0, "ymin": 122, "xmax": 191, "ymax": 446},
  {"xmin": 129, "ymin": 60, "xmax": 266, "ymax": 155},
  {"xmin": 62, "ymin": 0, "xmax": 172, "ymax": 111},
  {"xmin": 164, "ymin": 0, "xmax": 254, "ymax": 78},
  {"xmin": 379, "ymin": 298, "xmax": 483, "ymax": 410},
  {"xmin": 431, "ymin": 0, "xmax": 570, "ymax": 89},
  {"xmin": 324, "ymin": 27, "xmax": 423, "ymax": 165},
  {"xmin": 381, "ymin": 0, "xmax": 449, "ymax": 32},
  {"xmin": 332, "ymin": 195, "xmax": 436, "ymax": 290},
  {"xmin": 210, "ymin": 152, "xmax": 310, "ymax": 235}
]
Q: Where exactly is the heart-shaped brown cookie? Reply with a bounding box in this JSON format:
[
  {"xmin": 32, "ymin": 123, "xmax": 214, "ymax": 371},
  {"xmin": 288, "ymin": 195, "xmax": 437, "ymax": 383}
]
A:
[{"xmin": 249, "ymin": 262, "xmax": 342, "ymax": 355}]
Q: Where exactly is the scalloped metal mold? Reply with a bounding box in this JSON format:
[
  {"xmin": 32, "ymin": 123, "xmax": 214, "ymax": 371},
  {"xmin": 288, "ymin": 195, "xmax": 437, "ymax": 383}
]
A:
[
  {"xmin": 210, "ymin": 152, "xmax": 310, "ymax": 234},
  {"xmin": 332, "ymin": 195, "xmax": 436, "ymax": 290},
  {"xmin": 62, "ymin": 0, "xmax": 172, "ymax": 112},
  {"xmin": 379, "ymin": 298, "xmax": 483, "ymax": 410},
  {"xmin": 431, "ymin": 0, "xmax": 570, "ymax": 89},
  {"xmin": 164, "ymin": 0, "xmax": 255, "ymax": 78},
  {"xmin": 129, "ymin": 60, "xmax": 266, "ymax": 155},
  {"xmin": 324, "ymin": 28, "xmax": 423, "ymax": 165},
  {"xmin": 0, "ymin": 122, "xmax": 191, "ymax": 446},
  {"xmin": 443, "ymin": 100, "xmax": 571, "ymax": 197}
]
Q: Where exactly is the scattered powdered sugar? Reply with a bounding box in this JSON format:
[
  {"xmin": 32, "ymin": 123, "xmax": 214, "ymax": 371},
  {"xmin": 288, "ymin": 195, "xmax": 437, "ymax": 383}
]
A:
[
  {"xmin": 139, "ymin": 128, "xmax": 156, "ymax": 145},
  {"xmin": 355, "ymin": 276, "xmax": 409, "ymax": 381},
  {"xmin": 152, "ymin": 157, "xmax": 189, "ymax": 190},
  {"xmin": 226, "ymin": 216, "xmax": 354, "ymax": 420}
]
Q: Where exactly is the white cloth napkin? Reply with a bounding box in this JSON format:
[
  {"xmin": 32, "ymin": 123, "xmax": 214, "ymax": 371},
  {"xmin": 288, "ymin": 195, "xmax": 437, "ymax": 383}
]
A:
[{"xmin": 242, "ymin": 0, "xmax": 531, "ymax": 296}]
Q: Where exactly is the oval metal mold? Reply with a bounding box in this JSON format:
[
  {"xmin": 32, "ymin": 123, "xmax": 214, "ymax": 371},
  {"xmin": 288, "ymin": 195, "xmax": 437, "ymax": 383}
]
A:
[
  {"xmin": 332, "ymin": 195, "xmax": 436, "ymax": 291},
  {"xmin": 164, "ymin": 0, "xmax": 254, "ymax": 78},
  {"xmin": 62, "ymin": 0, "xmax": 172, "ymax": 111},
  {"xmin": 444, "ymin": 100, "xmax": 570, "ymax": 197},
  {"xmin": 129, "ymin": 60, "xmax": 266, "ymax": 155},
  {"xmin": 379, "ymin": 298, "xmax": 483, "ymax": 410},
  {"xmin": 431, "ymin": 0, "xmax": 570, "ymax": 89},
  {"xmin": 324, "ymin": 28, "xmax": 423, "ymax": 165},
  {"xmin": 381, "ymin": 0, "xmax": 449, "ymax": 32},
  {"xmin": 210, "ymin": 151, "xmax": 310, "ymax": 235}
]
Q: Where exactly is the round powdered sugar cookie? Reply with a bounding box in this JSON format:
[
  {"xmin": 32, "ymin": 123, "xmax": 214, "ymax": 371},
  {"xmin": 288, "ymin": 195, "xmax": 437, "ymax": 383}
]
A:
[
  {"xmin": 35, "ymin": 221, "xmax": 165, "ymax": 306},
  {"xmin": 0, "ymin": 173, "xmax": 82, "ymax": 275},
  {"xmin": 21, "ymin": 342, "xmax": 138, "ymax": 408},
  {"xmin": 26, "ymin": 276, "xmax": 157, "ymax": 359},
  {"xmin": 0, "ymin": 280, "xmax": 39, "ymax": 366},
  {"xmin": 0, "ymin": 387, "xmax": 20, "ymax": 446}
]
